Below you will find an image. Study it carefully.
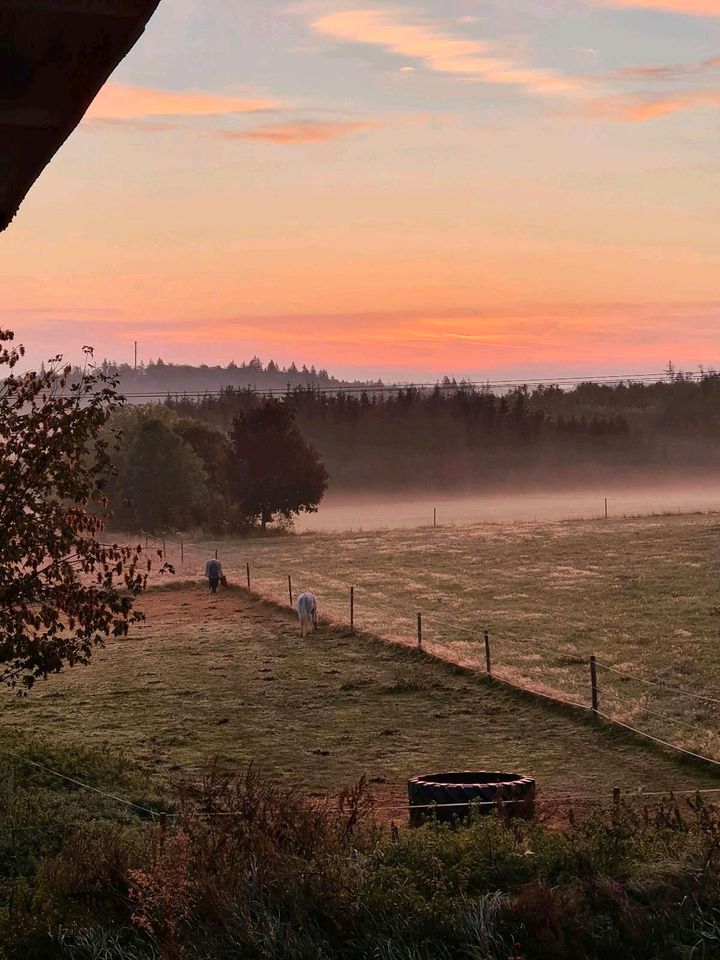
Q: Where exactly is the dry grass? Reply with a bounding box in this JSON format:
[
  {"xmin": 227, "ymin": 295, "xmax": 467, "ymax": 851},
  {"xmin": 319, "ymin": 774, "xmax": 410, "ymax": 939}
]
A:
[
  {"xmin": 149, "ymin": 512, "xmax": 720, "ymax": 759},
  {"xmin": 2, "ymin": 580, "xmax": 720, "ymax": 810}
]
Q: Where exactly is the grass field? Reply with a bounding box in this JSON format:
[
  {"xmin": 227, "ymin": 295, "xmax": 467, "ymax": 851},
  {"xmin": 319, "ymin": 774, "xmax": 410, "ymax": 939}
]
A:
[
  {"xmin": 2, "ymin": 580, "xmax": 720, "ymax": 812},
  {"xmin": 144, "ymin": 512, "xmax": 720, "ymax": 761}
]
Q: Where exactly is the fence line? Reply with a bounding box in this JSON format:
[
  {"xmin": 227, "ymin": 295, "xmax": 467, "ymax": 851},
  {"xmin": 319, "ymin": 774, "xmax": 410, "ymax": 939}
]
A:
[
  {"xmin": 595, "ymin": 660, "xmax": 720, "ymax": 706},
  {"xmin": 595, "ymin": 713, "xmax": 720, "ymax": 769},
  {"xmin": 594, "ymin": 695, "xmax": 706, "ymax": 734},
  {"xmin": 194, "ymin": 785, "xmax": 720, "ymax": 818}
]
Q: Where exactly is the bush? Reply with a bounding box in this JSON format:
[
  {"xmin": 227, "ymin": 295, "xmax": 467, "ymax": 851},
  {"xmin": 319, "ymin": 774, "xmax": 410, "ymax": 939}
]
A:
[{"xmin": 5, "ymin": 759, "xmax": 720, "ymax": 959}]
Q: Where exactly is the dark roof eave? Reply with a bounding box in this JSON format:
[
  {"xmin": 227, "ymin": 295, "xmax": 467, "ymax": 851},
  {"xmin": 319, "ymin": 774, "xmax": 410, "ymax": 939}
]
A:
[{"xmin": 0, "ymin": 0, "xmax": 161, "ymax": 232}]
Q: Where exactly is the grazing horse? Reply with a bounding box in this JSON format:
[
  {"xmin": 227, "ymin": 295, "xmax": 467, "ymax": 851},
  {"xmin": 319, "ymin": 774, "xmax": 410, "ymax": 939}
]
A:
[{"xmin": 296, "ymin": 591, "xmax": 318, "ymax": 637}]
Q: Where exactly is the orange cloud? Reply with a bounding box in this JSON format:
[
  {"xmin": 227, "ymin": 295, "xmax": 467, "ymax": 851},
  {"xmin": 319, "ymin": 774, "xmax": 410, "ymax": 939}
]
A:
[
  {"xmin": 310, "ymin": 8, "xmax": 582, "ymax": 95},
  {"xmin": 225, "ymin": 119, "xmax": 381, "ymax": 143},
  {"xmin": 585, "ymin": 88, "xmax": 720, "ymax": 121},
  {"xmin": 590, "ymin": 0, "xmax": 720, "ymax": 15},
  {"xmin": 85, "ymin": 83, "xmax": 281, "ymax": 122}
]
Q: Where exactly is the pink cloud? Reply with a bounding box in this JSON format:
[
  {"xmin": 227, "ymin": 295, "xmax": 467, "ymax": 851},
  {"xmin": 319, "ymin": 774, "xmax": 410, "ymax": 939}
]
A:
[
  {"xmin": 85, "ymin": 83, "xmax": 281, "ymax": 122},
  {"xmin": 310, "ymin": 8, "xmax": 583, "ymax": 95},
  {"xmin": 224, "ymin": 119, "xmax": 381, "ymax": 143}
]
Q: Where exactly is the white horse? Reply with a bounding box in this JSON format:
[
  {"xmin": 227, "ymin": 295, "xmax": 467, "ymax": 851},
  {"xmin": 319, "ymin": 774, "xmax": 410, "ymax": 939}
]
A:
[{"xmin": 296, "ymin": 591, "xmax": 318, "ymax": 637}]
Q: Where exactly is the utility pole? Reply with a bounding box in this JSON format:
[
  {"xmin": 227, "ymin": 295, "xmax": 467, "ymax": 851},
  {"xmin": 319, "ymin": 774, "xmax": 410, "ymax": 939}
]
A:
[{"xmin": 134, "ymin": 340, "xmax": 138, "ymax": 370}]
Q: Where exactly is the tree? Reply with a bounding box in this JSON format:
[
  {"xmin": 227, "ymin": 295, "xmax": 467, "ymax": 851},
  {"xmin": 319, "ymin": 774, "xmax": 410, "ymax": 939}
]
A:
[
  {"xmin": 175, "ymin": 418, "xmax": 237, "ymax": 532},
  {"xmin": 0, "ymin": 331, "xmax": 154, "ymax": 692},
  {"xmin": 230, "ymin": 400, "xmax": 328, "ymax": 529},
  {"xmin": 120, "ymin": 419, "xmax": 208, "ymax": 531},
  {"xmin": 174, "ymin": 418, "xmax": 232, "ymax": 495}
]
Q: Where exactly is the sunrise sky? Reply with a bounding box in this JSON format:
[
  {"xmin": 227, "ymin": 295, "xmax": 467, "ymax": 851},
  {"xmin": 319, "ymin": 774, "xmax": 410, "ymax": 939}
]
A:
[{"xmin": 2, "ymin": 0, "xmax": 719, "ymax": 380}]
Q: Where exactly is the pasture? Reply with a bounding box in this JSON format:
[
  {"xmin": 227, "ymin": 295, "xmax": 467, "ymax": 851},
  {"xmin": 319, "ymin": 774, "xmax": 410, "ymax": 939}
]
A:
[
  {"xmin": 154, "ymin": 511, "xmax": 720, "ymax": 761},
  {"xmin": 1, "ymin": 579, "xmax": 719, "ymax": 810}
]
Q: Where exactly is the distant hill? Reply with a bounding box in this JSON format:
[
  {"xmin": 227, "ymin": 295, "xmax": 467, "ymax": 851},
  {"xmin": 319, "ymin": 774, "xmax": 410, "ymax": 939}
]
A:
[{"xmin": 92, "ymin": 357, "xmax": 380, "ymax": 400}]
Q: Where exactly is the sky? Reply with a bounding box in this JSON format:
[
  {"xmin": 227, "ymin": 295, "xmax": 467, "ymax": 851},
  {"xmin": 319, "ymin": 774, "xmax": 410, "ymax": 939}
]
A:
[{"xmin": 2, "ymin": 0, "xmax": 719, "ymax": 381}]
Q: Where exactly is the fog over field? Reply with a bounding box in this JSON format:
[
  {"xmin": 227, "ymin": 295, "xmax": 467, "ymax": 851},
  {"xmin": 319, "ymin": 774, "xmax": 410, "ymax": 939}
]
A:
[{"xmin": 295, "ymin": 481, "xmax": 720, "ymax": 533}]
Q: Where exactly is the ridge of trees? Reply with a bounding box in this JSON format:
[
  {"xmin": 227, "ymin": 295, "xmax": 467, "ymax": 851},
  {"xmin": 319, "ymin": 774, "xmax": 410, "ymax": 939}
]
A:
[{"xmin": 87, "ymin": 357, "xmax": 379, "ymax": 397}]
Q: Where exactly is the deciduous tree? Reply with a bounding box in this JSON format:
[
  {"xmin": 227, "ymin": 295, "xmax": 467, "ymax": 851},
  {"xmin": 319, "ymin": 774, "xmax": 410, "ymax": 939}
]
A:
[
  {"xmin": 120, "ymin": 419, "xmax": 208, "ymax": 531},
  {"xmin": 230, "ymin": 401, "xmax": 328, "ymax": 529},
  {"xmin": 0, "ymin": 331, "xmax": 156, "ymax": 692}
]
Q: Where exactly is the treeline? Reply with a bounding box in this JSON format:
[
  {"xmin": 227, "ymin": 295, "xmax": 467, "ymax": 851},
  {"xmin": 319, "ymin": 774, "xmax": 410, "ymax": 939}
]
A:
[
  {"xmin": 89, "ymin": 356, "xmax": 376, "ymax": 399},
  {"xmin": 164, "ymin": 370, "xmax": 720, "ymax": 491}
]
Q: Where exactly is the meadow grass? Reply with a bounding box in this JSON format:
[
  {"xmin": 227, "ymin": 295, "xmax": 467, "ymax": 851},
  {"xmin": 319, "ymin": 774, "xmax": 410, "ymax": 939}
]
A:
[
  {"xmin": 2, "ymin": 581, "xmax": 719, "ymax": 808},
  {"xmin": 158, "ymin": 512, "xmax": 720, "ymax": 759}
]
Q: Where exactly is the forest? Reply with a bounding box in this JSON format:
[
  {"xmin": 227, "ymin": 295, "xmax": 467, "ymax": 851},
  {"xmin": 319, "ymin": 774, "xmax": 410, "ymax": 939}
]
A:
[
  {"xmin": 99, "ymin": 368, "xmax": 720, "ymax": 532},
  {"xmin": 166, "ymin": 370, "xmax": 720, "ymax": 492}
]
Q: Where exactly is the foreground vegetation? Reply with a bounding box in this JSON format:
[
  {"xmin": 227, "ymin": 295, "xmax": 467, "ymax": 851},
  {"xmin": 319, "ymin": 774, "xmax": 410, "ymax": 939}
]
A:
[{"xmin": 5, "ymin": 738, "xmax": 720, "ymax": 960}]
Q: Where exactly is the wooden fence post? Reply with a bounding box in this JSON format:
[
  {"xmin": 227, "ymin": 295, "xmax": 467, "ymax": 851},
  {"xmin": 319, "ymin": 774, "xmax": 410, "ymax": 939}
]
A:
[
  {"xmin": 484, "ymin": 630, "xmax": 491, "ymax": 675},
  {"xmin": 350, "ymin": 586, "xmax": 354, "ymax": 632},
  {"xmin": 215, "ymin": 548, "xmax": 218, "ymax": 560},
  {"xmin": 246, "ymin": 562, "xmax": 251, "ymax": 591},
  {"xmin": 590, "ymin": 656, "xmax": 599, "ymax": 718},
  {"xmin": 288, "ymin": 575, "xmax": 293, "ymax": 607},
  {"xmin": 180, "ymin": 541, "xmax": 184, "ymax": 564},
  {"xmin": 162, "ymin": 539, "xmax": 166, "ymax": 559},
  {"xmin": 604, "ymin": 498, "xmax": 609, "ymax": 520},
  {"xmin": 433, "ymin": 507, "xmax": 437, "ymax": 527},
  {"xmin": 417, "ymin": 613, "xmax": 422, "ymax": 649}
]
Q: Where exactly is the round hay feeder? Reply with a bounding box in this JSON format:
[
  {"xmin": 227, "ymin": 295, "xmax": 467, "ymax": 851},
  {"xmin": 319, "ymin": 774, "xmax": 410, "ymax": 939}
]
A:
[{"xmin": 408, "ymin": 771, "xmax": 536, "ymax": 825}]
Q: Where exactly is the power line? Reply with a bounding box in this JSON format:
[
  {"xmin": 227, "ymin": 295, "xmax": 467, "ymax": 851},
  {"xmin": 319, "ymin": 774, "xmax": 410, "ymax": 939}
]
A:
[{"xmin": 91, "ymin": 367, "xmax": 720, "ymax": 401}]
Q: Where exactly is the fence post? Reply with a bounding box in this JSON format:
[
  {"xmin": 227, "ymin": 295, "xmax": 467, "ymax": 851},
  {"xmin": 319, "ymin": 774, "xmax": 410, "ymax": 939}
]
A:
[
  {"xmin": 288, "ymin": 575, "xmax": 293, "ymax": 607},
  {"xmin": 162, "ymin": 539, "xmax": 166, "ymax": 559},
  {"xmin": 246, "ymin": 562, "xmax": 251, "ymax": 591},
  {"xmin": 350, "ymin": 586, "xmax": 354, "ymax": 632},
  {"xmin": 417, "ymin": 613, "xmax": 422, "ymax": 650},
  {"xmin": 433, "ymin": 507, "xmax": 437, "ymax": 527},
  {"xmin": 180, "ymin": 541, "xmax": 184, "ymax": 565},
  {"xmin": 604, "ymin": 498, "xmax": 609, "ymax": 520},
  {"xmin": 145, "ymin": 533, "xmax": 148, "ymax": 550},
  {"xmin": 590, "ymin": 656, "xmax": 599, "ymax": 718},
  {"xmin": 484, "ymin": 630, "xmax": 491, "ymax": 675},
  {"xmin": 215, "ymin": 548, "xmax": 218, "ymax": 560}
]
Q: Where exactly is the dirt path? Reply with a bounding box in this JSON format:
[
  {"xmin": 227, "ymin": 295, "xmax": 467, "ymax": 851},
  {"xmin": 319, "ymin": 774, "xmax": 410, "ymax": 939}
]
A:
[{"xmin": 2, "ymin": 581, "xmax": 719, "ymax": 810}]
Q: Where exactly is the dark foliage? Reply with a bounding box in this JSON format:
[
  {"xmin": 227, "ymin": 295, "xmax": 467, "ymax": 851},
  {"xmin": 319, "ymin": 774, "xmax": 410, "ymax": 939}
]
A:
[
  {"xmin": 6, "ymin": 759, "xmax": 720, "ymax": 960},
  {"xmin": 230, "ymin": 401, "xmax": 328, "ymax": 529},
  {"xmin": 168, "ymin": 370, "xmax": 720, "ymax": 492},
  {"xmin": 0, "ymin": 332, "xmax": 155, "ymax": 691},
  {"xmin": 113, "ymin": 419, "xmax": 208, "ymax": 532}
]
